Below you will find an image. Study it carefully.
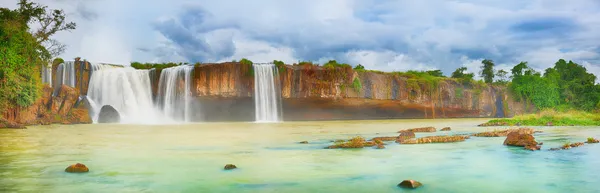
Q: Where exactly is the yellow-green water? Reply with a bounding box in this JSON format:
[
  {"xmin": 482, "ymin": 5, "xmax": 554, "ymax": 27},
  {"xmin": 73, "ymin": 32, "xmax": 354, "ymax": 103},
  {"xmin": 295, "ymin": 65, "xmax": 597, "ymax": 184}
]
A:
[{"xmin": 1, "ymin": 119, "xmax": 600, "ymax": 193}]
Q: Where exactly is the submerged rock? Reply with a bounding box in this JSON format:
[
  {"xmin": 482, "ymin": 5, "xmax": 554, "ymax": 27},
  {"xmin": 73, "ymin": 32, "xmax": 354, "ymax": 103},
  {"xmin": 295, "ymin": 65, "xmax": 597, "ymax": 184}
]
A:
[
  {"xmin": 299, "ymin": 141, "xmax": 308, "ymax": 144},
  {"xmin": 570, "ymin": 142, "xmax": 584, "ymax": 148},
  {"xmin": 473, "ymin": 128, "xmax": 534, "ymax": 137},
  {"xmin": 396, "ymin": 131, "xmax": 416, "ymax": 143},
  {"xmin": 98, "ymin": 105, "xmax": 120, "ymax": 123},
  {"xmin": 400, "ymin": 127, "xmax": 436, "ymax": 133},
  {"xmin": 503, "ymin": 131, "xmax": 537, "ymax": 147},
  {"xmin": 398, "ymin": 180, "xmax": 422, "ymax": 189},
  {"xmin": 371, "ymin": 136, "xmax": 398, "ymax": 142},
  {"xmin": 441, "ymin": 127, "xmax": 451, "ymax": 131},
  {"xmin": 65, "ymin": 163, "xmax": 89, "ymax": 173},
  {"xmin": 224, "ymin": 164, "xmax": 237, "ymax": 170},
  {"xmin": 326, "ymin": 136, "xmax": 383, "ymax": 149},
  {"xmin": 399, "ymin": 135, "xmax": 469, "ymax": 144},
  {"xmin": 376, "ymin": 144, "xmax": 385, "ymax": 149},
  {"xmin": 524, "ymin": 145, "xmax": 541, "ymax": 151},
  {"xmin": 478, "ymin": 122, "xmax": 508, "ymax": 127}
]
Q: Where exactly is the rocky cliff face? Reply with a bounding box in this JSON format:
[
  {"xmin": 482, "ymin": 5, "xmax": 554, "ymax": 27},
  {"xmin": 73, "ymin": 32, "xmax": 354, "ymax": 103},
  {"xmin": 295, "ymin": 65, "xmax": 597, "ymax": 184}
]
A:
[
  {"xmin": 151, "ymin": 63, "xmax": 529, "ymax": 121},
  {"xmin": 0, "ymin": 85, "xmax": 92, "ymax": 128}
]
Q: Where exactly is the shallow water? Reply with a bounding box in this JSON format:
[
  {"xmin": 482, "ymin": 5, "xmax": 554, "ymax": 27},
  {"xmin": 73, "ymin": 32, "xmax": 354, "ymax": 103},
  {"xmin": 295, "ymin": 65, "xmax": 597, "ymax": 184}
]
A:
[{"xmin": 1, "ymin": 119, "xmax": 600, "ymax": 193}]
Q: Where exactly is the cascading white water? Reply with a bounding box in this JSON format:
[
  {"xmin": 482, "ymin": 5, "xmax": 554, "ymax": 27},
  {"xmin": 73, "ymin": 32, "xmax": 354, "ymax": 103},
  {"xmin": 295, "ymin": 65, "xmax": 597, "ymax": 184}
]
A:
[
  {"xmin": 55, "ymin": 61, "xmax": 76, "ymax": 87},
  {"xmin": 41, "ymin": 63, "xmax": 52, "ymax": 84},
  {"xmin": 156, "ymin": 65, "xmax": 195, "ymax": 122},
  {"xmin": 253, "ymin": 63, "xmax": 282, "ymax": 122},
  {"xmin": 86, "ymin": 63, "xmax": 166, "ymax": 124}
]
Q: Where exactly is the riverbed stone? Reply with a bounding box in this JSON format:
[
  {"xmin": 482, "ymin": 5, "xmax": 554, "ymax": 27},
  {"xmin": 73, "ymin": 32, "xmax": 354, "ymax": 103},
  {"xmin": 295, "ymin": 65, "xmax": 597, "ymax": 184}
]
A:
[
  {"xmin": 65, "ymin": 163, "xmax": 89, "ymax": 173},
  {"xmin": 398, "ymin": 180, "xmax": 422, "ymax": 189},
  {"xmin": 98, "ymin": 105, "xmax": 120, "ymax": 123},
  {"xmin": 299, "ymin": 141, "xmax": 308, "ymax": 144},
  {"xmin": 224, "ymin": 164, "xmax": 237, "ymax": 170},
  {"xmin": 400, "ymin": 127, "xmax": 436, "ymax": 133},
  {"xmin": 396, "ymin": 130, "xmax": 416, "ymax": 143},
  {"xmin": 503, "ymin": 131, "xmax": 537, "ymax": 147},
  {"xmin": 441, "ymin": 127, "xmax": 451, "ymax": 131}
]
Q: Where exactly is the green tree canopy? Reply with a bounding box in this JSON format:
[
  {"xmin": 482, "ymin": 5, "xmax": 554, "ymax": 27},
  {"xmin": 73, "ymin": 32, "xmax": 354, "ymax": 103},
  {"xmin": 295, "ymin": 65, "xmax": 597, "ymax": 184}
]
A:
[
  {"xmin": 480, "ymin": 59, "xmax": 495, "ymax": 83},
  {"xmin": 0, "ymin": 0, "xmax": 75, "ymax": 110}
]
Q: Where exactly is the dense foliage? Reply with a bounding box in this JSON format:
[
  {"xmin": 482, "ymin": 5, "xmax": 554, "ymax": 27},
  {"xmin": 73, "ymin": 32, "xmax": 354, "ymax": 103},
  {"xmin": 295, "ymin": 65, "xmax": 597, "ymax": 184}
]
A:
[
  {"xmin": 509, "ymin": 60, "xmax": 600, "ymax": 111},
  {"xmin": 0, "ymin": 0, "xmax": 75, "ymax": 110},
  {"xmin": 130, "ymin": 62, "xmax": 181, "ymax": 70},
  {"xmin": 480, "ymin": 59, "xmax": 495, "ymax": 83}
]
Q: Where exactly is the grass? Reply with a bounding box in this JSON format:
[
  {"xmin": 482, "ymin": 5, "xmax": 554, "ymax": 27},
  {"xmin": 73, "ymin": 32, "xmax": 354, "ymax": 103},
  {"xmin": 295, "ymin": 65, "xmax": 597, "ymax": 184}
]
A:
[{"xmin": 482, "ymin": 109, "xmax": 600, "ymax": 126}]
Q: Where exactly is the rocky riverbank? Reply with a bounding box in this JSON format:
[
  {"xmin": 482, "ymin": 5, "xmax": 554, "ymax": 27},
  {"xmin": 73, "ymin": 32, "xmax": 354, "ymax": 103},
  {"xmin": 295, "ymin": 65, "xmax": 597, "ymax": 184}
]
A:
[{"xmin": 0, "ymin": 85, "xmax": 92, "ymax": 129}]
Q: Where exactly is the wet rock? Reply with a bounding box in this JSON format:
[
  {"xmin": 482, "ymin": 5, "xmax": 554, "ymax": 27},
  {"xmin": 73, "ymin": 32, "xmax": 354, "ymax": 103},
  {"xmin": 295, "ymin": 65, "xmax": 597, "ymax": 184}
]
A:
[
  {"xmin": 478, "ymin": 122, "xmax": 508, "ymax": 127},
  {"xmin": 524, "ymin": 145, "xmax": 541, "ymax": 151},
  {"xmin": 586, "ymin": 138, "xmax": 599, "ymax": 144},
  {"xmin": 224, "ymin": 164, "xmax": 237, "ymax": 170},
  {"xmin": 473, "ymin": 128, "xmax": 534, "ymax": 137},
  {"xmin": 400, "ymin": 127, "xmax": 436, "ymax": 133},
  {"xmin": 98, "ymin": 105, "xmax": 120, "ymax": 123},
  {"xmin": 371, "ymin": 136, "xmax": 398, "ymax": 142},
  {"xmin": 396, "ymin": 130, "xmax": 416, "ymax": 143},
  {"xmin": 503, "ymin": 131, "xmax": 538, "ymax": 147},
  {"xmin": 299, "ymin": 141, "xmax": 308, "ymax": 144},
  {"xmin": 538, "ymin": 142, "xmax": 544, "ymax": 145},
  {"xmin": 376, "ymin": 144, "xmax": 385, "ymax": 149},
  {"xmin": 399, "ymin": 135, "xmax": 469, "ymax": 144},
  {"xmin": 570, "ymin": 142, "xmax": 584, "ymax": 148},
  {"xmin": 327, "ymin": 136, "xmax": 368, "ymax": 149},
  {"xmin": 398, "ymin": 180, "xmax": 422, "ymax": 189},
  {"xmin": 441, "ymin": 127, "xmax": 451, "ymax": 131},
  {"xmin": 65, "ymin": 163, "xmax": 89, "ymax": 173},
  {"xmin": 549, "ymin": 147, "xmax": 561, "ymax": 151},
  {"xmin": 0, "ymin": 118, "xmax": 25, "ymax": 129}
]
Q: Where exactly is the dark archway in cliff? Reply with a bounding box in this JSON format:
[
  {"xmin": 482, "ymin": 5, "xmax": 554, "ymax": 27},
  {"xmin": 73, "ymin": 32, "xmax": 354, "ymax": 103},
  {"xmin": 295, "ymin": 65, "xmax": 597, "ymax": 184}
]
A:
[{"xmin": 494, "ymin": 92, "xmax": 505, "ymax": 118}]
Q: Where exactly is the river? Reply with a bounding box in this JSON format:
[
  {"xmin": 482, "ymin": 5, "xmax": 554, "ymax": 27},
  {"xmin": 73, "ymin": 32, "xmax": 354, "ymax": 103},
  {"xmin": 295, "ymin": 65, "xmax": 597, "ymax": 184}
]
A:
[{"xmin": 1, "ymin": 119, "xmax": 599, "ymax": 192}]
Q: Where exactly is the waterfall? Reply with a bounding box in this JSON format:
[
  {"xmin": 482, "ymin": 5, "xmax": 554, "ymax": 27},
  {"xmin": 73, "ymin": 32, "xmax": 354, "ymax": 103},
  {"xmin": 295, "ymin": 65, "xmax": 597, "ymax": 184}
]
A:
[
  {"xmin": 253, "ymin": 63, "xmax": 282, "ymax": 122},
  {"xmin": 86, "ymin": 63, "xmax": 166, "ymax": 124},
  {"xmin": 156, "ymin": 65, "xmax": 195, "ymax": 122},
  {"xmin": 41, "ymin": 63, "xmax": 52, "ymax": 84},
  {"xmin": 53, "ymin": 61, "xmax": 76, "ymax": 95}
]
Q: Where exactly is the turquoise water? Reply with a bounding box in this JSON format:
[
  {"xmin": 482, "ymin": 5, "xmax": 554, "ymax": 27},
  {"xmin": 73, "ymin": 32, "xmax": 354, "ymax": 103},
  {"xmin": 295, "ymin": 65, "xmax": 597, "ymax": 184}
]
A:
[{"xmin": 1, "ymin": 119, "xmax": 599, "ymax": 193}]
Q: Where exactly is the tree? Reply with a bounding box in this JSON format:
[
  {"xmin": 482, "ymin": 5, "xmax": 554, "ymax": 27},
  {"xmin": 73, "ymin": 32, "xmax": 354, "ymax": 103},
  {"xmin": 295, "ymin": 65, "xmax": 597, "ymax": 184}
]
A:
[
  {"xmin": 426, "ymin": 69, "xmax": 444, "ymax": 77},
  {"xmin": 0, "ymin": 0, "xmax": 75, "ymax": 110},
  {"xmin": 480, "ymin": 59, "xmax": 495, "ymax": 83},
  {"xmin": 495, "ymin": 69, "xmax": 508, "ymax": 84},
  {"xmin": 451, "ymin": 67, "xmax": 475, "ymax": 85},
  {"xmin": 353, "ymin": 64, "xmax": 365, "ymax": 70},
  {"xmin": 451, "ymin": 67, "xmax": 474, "ymax": 79},
  {"xmin": 272, "ymin": 60, "xmax": 284, "ymax": 66}
]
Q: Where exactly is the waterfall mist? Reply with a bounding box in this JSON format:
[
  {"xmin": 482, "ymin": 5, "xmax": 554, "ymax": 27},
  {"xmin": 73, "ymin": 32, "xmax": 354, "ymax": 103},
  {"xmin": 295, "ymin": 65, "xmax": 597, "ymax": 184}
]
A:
[
  {"xmin": 156, "ymin": 65, "xmax": 196, "ymax": 122},
  {"xmin": 86, "ymin": 63, "xmax": 166, "ymax": 124}
]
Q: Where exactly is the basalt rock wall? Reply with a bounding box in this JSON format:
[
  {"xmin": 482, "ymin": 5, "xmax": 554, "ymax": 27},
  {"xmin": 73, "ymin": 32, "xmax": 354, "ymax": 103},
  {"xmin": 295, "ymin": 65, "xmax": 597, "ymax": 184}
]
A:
[
  {"xmin": 147, "ymin": 63, "xmax": 529, "ymax": 121},
  {"xmin": 0, "ymin": 84, "xmax": 92, "ymax": 128}
]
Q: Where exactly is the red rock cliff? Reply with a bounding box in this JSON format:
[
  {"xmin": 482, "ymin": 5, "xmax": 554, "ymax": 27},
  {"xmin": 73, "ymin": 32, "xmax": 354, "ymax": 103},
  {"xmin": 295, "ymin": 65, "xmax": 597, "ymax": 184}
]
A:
[{"xmin": 0, "ymin": 84, "xmax": 92, "ymax": 128}]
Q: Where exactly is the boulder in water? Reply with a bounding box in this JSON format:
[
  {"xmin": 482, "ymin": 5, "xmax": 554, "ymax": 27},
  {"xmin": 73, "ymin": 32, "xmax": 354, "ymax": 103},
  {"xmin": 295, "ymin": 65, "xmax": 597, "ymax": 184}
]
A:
[
  {"xmin": 398, "ymin": 180, "xmax": 422, "ymax": 189},
  {"xmin": 98, "ymin": 105, "xmax": 120, "ymax": 123},
  {"xmin": 224, "ymin": 164, "xmax": 237, "ymax": 170},
  {"xmin": 400, "ymin": 127, "xmax": 436, "ymax": 133},
  {"xmin": 396, "ymin": 130, "xmax": 416, "ymax": 143},
  {"xmin": 503, "ymin": 131, "xmax": 537, "ymax": 147},
  {"xmin": 441, "ymin": 127, "xmax": 451, "ymax": 131},
  {"xmin": 65, "ymin": 163, "xmax": 89, "ymax": 173}
]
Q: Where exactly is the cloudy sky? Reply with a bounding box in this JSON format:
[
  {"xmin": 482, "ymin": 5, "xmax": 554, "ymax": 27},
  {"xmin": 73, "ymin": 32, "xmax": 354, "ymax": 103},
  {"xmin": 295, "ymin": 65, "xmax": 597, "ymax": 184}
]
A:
[{"xmin": 3, "ymin": 0, "xmax": 600, "ymax": 79}]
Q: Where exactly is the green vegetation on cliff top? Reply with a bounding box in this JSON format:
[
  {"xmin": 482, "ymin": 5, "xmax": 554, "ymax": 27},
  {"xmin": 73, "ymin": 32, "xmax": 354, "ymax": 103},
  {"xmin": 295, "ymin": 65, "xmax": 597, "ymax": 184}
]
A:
[{"xmin": 484, "ymin": 110, "xmax": 600, "ymax": 126}]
